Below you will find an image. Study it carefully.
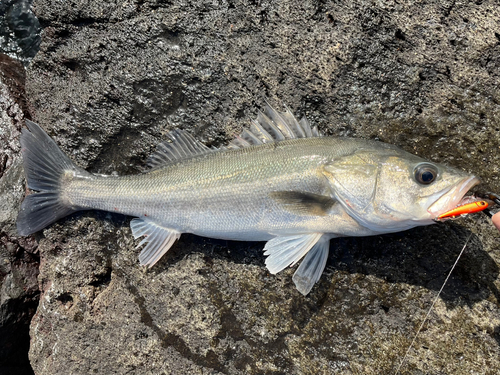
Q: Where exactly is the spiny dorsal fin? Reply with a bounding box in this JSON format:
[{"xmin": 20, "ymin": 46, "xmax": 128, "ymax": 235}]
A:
[
  {"xmin": 147, "ymin": 129, "xmax": 212, "ymax": 168},
  {"xmin": 148, "ymin": 102, "xmax": 321, "ymax": 166},
  {"xmin": 228, "ymin": 101, "xmax": 320, "ymax": 149}
]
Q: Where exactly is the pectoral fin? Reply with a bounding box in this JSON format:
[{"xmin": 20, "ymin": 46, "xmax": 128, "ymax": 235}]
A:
[
  {"xmin": 269, "ymin": 191, "xmax": 337, "ymax": 216},
  {"xmin": 130, "ymin": 218, "xmax": 181, "ymax": 267}
]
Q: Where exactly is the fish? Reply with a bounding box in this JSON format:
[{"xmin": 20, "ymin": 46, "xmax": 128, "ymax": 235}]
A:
[{"xmin": 16, "ymin": 103, "xmax": 479, "ymax": 295}]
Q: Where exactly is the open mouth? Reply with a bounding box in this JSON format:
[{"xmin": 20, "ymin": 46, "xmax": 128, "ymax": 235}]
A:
[{"xmin": 427, "ymin": 176, "xmax": 480, "ymax": 218}]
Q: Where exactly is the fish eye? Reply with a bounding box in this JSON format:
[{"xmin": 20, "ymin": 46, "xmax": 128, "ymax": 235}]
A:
[{"xmin": 414, "ymin": 163, "xmax": 438, "ymax": 185}]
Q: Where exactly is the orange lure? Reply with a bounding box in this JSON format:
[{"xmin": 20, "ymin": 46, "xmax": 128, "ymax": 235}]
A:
[{"xmin": 437, "ymin": 200, "xmax": 489, "ymax": 220}]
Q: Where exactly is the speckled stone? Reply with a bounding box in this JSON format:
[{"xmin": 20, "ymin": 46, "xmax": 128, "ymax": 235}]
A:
[{"xmin": 0, "ymin": 53, "xmax": 39, "ymax": 375}]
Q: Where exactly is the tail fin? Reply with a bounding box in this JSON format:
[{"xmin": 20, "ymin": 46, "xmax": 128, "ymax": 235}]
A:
[{"xmin": 16, "ymin": 120, "xmax": 90, "ymax": 236}]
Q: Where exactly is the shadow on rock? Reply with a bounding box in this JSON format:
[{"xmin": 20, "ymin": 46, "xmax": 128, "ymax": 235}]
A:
[{"xmin": 327, "ymin": 222, "xmax": 498, "ymax": 309}]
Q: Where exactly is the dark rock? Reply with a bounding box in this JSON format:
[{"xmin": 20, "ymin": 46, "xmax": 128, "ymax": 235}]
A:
[
  {"xmin": 0, "ymin": 53, "xmax": 38, "ymax": 375},
  {"xmin": 19, "ymin": 0, "xmax": 500, "ymax": 374},
  {"xmin": 0, "ymin": 0, "xmax": 41, "ymax": 64}
]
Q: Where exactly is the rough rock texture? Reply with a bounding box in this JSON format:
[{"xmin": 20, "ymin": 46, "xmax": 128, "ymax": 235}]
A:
[
  {"xmin": 0, "ymin": 0, "xmax": 41, "ymax": 65},
  {"xmin": 17, "ymin": 0, "xmax": 500, "ymax": 373},
  {"xmin": 0, "ymin": 53, "xmax": 38, "ymax": 375}
]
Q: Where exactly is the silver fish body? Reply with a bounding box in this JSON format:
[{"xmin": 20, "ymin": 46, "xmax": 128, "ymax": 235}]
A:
[
  {"xmin": 68, "ymin": 137, "xmax": 384, "ymax": 241},
  {"xmin": 17, "ymin": 103, "xmax": 479, "ymax": 295}
]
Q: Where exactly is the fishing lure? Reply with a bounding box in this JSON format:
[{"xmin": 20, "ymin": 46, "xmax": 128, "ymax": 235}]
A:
[
  {"xmin": 436, "ymin": 200, "xmax": 489, "ymax": 220},
  {"xmin": 478, "ymin": 192, "xmax": 500, "ymax": 218}
]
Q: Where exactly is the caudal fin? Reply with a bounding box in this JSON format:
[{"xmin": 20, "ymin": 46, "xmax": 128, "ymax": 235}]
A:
[{"xmin": 16, "ymin": 120, "xmax": 89, "ymax": 236}]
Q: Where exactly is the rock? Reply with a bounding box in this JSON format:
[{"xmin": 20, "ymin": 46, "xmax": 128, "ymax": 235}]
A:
[
  {"xmin": 21, "ymin": 0, "xmax": 500, "ymax": 374},
  {"xmin": 0, "ymin": 53, "xmax": 39, "ymax": 375},
  {"xmin": 0, "ymin": 0, "xmax": 41, "ymax": 64}
]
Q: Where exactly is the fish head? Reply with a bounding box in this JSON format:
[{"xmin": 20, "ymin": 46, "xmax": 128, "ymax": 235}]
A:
[{"xmin": 323, "ymin": 145, "xmax": 479, "ymax": 232}]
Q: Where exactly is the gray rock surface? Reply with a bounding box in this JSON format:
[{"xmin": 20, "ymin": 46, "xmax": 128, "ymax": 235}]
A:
[
  {"xmin": 15, "ymin": 0, "xmax": 500, "ymax": 373},
  {"xmin": 0, "ymin": 0, "xmax": 41, "ymax": 64},
  {"xmin": 0, "ymin": 53, "xmax": 38, "ymax": 375}
]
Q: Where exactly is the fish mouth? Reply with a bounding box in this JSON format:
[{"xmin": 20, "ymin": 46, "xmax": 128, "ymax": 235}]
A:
[{"xmin": 427, "ymin": 176, "xmax": 480, "ymax": 218}]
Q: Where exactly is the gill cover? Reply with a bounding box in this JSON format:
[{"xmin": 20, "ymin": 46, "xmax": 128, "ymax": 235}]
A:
[{"xmin": 322, "ymin": 150, "xmax": 419, "ymax": 232}]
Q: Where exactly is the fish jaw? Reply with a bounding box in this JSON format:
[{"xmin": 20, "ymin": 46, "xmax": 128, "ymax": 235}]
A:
[{"xmin": 426, "ymin": 176, "xmax": 480, "ymax": 218}]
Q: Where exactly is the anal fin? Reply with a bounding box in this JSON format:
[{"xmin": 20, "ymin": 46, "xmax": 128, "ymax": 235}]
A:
[{"xmin": 130, "ymin": 218, "xmax": 181, "ymax": 267}]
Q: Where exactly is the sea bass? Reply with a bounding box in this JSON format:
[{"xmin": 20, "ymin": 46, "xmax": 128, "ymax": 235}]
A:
[{"xmin": 17, "ymin": 103, "xmax": 479, "ymax": 295}]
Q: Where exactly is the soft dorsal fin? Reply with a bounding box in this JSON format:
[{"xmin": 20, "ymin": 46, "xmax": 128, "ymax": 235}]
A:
[
  {"xmin": 228, "ymin": 101, "xmax": 320, "ymax": 149},
  {"xmin": 147, "ymin": 129, "xmax": 212, "ymax": 168}
]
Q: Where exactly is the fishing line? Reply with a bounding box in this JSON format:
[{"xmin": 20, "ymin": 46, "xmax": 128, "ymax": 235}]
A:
[{"xmin": 394, "ymin": 232, "xmax": 473, "ymax": 375}]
